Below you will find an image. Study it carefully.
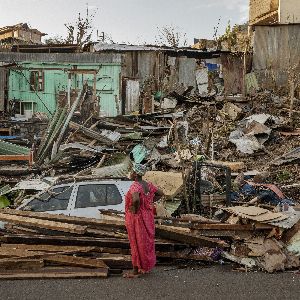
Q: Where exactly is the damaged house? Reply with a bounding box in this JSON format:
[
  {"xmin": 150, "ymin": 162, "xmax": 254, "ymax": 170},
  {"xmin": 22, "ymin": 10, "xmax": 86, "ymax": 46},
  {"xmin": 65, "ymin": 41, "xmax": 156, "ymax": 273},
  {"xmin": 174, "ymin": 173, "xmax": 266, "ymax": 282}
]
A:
[
  {"xmin": 0, "ymin": 44, "xmax": 235, "ymax": 117},
  {"xmin": 0, "ymin": 23, "xmax": 46, "ymax": 46}
]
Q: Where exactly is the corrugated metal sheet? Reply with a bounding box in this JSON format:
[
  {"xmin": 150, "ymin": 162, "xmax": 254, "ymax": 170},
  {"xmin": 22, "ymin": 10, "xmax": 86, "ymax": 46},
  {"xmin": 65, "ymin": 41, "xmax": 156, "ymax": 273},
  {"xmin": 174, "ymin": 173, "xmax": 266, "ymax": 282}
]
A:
[
  {"xmin": 178, "ymin": 57, "xmax": 197, "ymax": 89},
  {"xmin": 8, "ymin": 62, "xmax": 121, "ymax": 117},
  {"xmin": 0, "ymin": 52, "xmax": 122, "ymax": 64},
  {"xmin": 253, "ymin": 25, "xmax": 300, "ymax": 90},
  {"xmin": 94, "ymin": 43, "xmax": 215, "ymax": 54}
]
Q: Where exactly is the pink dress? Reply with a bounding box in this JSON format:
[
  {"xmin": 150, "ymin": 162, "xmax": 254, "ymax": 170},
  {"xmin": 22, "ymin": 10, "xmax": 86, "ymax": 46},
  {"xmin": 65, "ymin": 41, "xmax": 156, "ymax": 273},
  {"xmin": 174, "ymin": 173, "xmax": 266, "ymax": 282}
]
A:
[{"xmin": 125, "ymin": 181, "xmax": 157, "ymax": 273}]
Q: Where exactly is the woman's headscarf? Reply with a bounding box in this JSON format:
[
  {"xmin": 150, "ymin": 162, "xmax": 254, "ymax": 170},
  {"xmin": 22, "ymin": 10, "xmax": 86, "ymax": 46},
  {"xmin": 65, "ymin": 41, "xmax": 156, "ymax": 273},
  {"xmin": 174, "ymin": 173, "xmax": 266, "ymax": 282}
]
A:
[{"xmin": 132, "ymin": 163, "xmax": 147, "ymax": 176}]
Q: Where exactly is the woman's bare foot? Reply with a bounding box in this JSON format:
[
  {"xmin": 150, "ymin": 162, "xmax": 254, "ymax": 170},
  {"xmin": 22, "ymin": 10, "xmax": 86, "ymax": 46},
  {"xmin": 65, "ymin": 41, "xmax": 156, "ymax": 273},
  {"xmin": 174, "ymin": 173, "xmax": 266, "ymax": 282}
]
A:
[{"xmin": 123, "ymin": 271, "xmax": 140, "ymax": 278}]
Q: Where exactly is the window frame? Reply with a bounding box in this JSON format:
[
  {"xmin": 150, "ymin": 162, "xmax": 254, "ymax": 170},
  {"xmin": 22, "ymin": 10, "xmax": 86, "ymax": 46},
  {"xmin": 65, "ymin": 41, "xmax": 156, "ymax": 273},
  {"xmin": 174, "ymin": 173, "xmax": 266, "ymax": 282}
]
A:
[
  {"xmin": 29, "ymin": 70, "xmax": 44, "ymax": 92},
  {"xmin": 74, "ymin": 183, "xmax": 122, "ymax": 209}
]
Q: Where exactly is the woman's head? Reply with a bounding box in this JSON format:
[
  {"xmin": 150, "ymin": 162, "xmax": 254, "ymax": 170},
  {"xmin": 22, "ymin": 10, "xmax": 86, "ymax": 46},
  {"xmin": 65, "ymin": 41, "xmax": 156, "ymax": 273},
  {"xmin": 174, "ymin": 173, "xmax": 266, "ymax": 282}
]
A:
[{"xmin": 130, "ymin": 163, "xmax": 147, "ymax": 180}]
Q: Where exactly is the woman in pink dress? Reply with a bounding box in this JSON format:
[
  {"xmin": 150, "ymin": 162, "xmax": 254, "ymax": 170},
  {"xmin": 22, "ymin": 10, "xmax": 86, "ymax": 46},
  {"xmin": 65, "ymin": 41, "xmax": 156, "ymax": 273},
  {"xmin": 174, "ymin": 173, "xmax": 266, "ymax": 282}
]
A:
[{"xmin": 124, "ymin": 163, "xmax": 164, "ymax": 278}]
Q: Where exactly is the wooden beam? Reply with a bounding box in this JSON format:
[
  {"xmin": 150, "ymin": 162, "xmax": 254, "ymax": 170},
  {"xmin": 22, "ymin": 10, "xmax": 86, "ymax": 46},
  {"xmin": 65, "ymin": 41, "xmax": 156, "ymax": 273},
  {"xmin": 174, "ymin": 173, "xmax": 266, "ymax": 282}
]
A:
[
  {"xmin": 0, "ymin": 154, "xmax": 32, "ymax": 166},
  {"xmin": 191, "ymin": 223, "xmax": 274, "ymax": 231},
  {"xmin": 156, "ymin": 225, "xmax": 229, "ymax": 248},
  {"xmin": 0, "ymin": 267, "xmax": 108, "ymax": 279},
  {"xmin": 0, "ymin": 209, "xmax": 125, "ymax": 229},
  {"xmin": 1, "ymin": 244, "xmax": 97, "ymax": 254},
  {"xmin": 44, "ymin": 255, "xmax": 108, "ymax": 269},
  {"xmin": 0, "ymin": 258, "xmax": 44, "ymax": 270},
  {"xmin": 0, "ymin": 212, "xmax": 87, "ymax": 235},
  {"xmin": 0, "ymin": 234, "xmax": 183, "ymax": 252},
  {"xmin": 156, "ymin": 251, "xmax": 213, "ymax": 261}
]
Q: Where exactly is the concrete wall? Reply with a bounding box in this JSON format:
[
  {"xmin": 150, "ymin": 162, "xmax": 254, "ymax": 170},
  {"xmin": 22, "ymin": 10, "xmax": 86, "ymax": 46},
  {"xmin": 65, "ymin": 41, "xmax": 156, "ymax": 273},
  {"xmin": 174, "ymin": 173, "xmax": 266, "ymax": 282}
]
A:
[{"xmin": 279, "ymin": 0, "xmax": 300, "ymax": 24}]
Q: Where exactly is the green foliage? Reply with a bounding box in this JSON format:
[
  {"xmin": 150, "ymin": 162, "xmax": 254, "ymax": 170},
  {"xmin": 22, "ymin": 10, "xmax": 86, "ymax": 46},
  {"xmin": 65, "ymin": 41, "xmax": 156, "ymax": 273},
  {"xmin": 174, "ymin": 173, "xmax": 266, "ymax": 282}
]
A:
[
  {"xmin": 0, "ymin": 195, "xmax": 10, "ymax": 208},
  {"xmin": 276, "ymin": 171, "xmax": 291, "ymax": 183}
]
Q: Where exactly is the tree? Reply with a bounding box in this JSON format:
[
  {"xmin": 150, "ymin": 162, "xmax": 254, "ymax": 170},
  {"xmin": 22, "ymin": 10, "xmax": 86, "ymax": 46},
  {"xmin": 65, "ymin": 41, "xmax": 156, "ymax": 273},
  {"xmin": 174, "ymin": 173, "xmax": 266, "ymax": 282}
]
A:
[
  {"xmin": 45, "ymin": 6, "xmax": 98, "ymax": 47},
  {"xmin": 155, "ymin": 25, "xmax": 187, "ymax": 48},
  {"xmin": 44, "ymin": 35, "xmax": 65, "ymax": 45},
  {"xmin": 64, "ymin": 6, "xmax": 97, "ymax": 48}
]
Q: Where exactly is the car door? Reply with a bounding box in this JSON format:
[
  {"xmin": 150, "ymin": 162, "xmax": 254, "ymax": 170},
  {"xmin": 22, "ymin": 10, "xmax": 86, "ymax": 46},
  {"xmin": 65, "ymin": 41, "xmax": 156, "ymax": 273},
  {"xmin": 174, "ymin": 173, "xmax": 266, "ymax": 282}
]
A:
[
  {"xmin": 68, "ymin": 182, "xmax": 125, "ymax": 219},
  {"xmin": 19, "ymin": 185, "xmax": 75, "ymax": 216}
]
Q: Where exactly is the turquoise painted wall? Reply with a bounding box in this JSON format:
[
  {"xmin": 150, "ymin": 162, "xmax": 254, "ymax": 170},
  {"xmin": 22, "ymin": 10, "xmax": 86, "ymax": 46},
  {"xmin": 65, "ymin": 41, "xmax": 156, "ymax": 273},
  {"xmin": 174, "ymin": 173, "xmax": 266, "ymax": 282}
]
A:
[{"xmin": 8, "ymin": 62, "xmax": 121, "ymax": 117}]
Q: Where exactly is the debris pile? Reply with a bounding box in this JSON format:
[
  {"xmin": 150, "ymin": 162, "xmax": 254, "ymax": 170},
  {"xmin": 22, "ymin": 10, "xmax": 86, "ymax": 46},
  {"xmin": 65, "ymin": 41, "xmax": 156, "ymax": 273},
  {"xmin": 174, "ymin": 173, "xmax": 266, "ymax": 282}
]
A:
[{"xmin": 0, "ymin": 207, "xmax": 298, "ymax": 278}]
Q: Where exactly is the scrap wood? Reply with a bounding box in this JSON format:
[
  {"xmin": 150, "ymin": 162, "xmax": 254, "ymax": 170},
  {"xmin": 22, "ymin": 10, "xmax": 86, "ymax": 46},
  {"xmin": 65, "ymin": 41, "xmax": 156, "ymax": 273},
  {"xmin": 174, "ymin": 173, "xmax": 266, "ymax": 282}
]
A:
[
  {"xmin": 0, "ymin": 212, "xmax": 87, "ymax": 235},
  {"xmin": 44, "ymin": 255, "xmax": 108, "ymax": 269},
  {"xmin": 0, "ymin": 209, "xmax": 125, "ymax": 230},
  {"xmin": 156, "ymin": 251, "xmax": 213, "ymax": 261},
  {"xmin": 0, "ymin": 267, "xmax": 108, "ymax": 279},
  {"xmin": 206, "ymin": 160, "xmax": 245, "ymax": 172},
  {"xmin": 280, "ymin": 129, "xmax": 300, "ymax": 136},
  {"xmin": 97, "ymin": 255, "xmax": 132, "ymax": 269},
  {"xmin": 156, "ymin": 225, "xmax": 229, "ymax": 248},
  {"xmin": 222, "ymin": 206, "xmax": 289, "ymax": 223},
  {"xmin": 143, "ymin": 171, "xmax": 183, "ymax": 198},
  {"xmin": 0, "ymin": 258, "xmax": 44, "ymax": 270},
  {"xmin": 86, "ymin": 228, "xmax": 127, "ymax": 239},
  {"xmin": 0, "ymin": 248, "xmax": 48, "ymax": 258},
  {"xmin": 1, "ymin": 244, "xmax": 97, "ymax": 254},
  {"xmin": 0, "ymin": 234, "xmax": 131, "ymax": 249},
  {"xmin": 180, "ymin": 214, "xmax": 220, "ymax": 223},
  {"xmin": 190, "ymin": 223, "xmax": 274, "ymax": 231},
  {"xmin": 69, "ymin": 121, "xmax": 122, "ymax": 149}
]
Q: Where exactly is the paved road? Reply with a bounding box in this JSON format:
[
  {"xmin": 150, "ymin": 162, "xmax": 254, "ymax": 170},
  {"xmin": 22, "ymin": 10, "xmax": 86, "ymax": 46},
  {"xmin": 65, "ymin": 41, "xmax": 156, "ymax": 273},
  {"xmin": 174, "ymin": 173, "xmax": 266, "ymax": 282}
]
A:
[{"xmin": 0, "ymin": 265, "xmax": 299, "ymax": 300}]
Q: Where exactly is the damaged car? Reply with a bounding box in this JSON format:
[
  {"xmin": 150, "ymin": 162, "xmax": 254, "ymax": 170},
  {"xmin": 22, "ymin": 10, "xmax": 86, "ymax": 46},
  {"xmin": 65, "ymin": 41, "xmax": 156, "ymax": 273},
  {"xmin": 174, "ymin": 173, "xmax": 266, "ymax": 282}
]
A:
[{"xmin": 18, "ymin": 178, "xmax": 132, "ymax": 219}]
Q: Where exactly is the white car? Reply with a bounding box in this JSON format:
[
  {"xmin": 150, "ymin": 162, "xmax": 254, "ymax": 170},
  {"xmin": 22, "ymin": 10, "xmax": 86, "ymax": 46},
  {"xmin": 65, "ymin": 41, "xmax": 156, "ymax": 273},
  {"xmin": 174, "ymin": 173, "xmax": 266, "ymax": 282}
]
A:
[{"xmin": 18, "ymin": 179, "xmax": 133, "ymax": 219}]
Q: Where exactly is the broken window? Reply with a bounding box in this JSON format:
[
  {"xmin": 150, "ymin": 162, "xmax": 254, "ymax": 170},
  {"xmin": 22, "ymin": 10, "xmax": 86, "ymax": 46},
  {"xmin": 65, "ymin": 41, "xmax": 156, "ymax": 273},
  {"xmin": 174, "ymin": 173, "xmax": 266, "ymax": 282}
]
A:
[
  {"xmin": 30, "ymin": 70, "xmax": 44, "ymax": 91},
  {"xmin": 24, "ymin": 186, "xmax": 72, "ymax": 212},
  {"xmin": 75, "ymin": 184, "xmax": 122, "ymax": 208}
]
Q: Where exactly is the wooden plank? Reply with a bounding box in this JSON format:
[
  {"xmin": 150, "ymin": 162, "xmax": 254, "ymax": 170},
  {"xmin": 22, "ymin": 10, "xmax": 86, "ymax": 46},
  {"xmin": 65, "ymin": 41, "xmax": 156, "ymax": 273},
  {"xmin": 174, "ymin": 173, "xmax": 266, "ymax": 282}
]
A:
[
  {"xmin": 0, "ymin": 234, "xmax": 131, "ymax": 249},
  {"xmin": 97, "ymin": 255, "xmax": 132, "ymax": 269},
  {"xmin": 0, "ymin": 234, "xmax": 182, "ymax": 252},
  {"xmin": 86, "ymin": 228, "xmax": 127, "ymax": 239},
  {"xmin": 0, "ymin": 209, "xmax": 125, "ymax": 229},
  {"xmin": 191, "ymin": 223, "xmax": 274, "ymax": 231},
  {"xmin": 156, "ymin": 251, "xmax": 212, "ymax": 261},
  {"xmin": 1, "ymin": 244, "xmax": 97, "ymax": 253},
  {"xmin": 0, "ymin": 267, "xmax": 108, "ymax": 279},
  {"xmin": 44, "ymin": 255, "xmax": 108, "ymax": 269},
  {"xmin": 0, "ymin": 248, "xmax": 50, "ymax": 258},
  {"xmin": 0, "ymin": 212, "xmax": 87, "ymax": 235},
  {"xmin": 0, "ymin": 258, "xmax": 44, "ymax": 270},
  {"xmin": 156, "ymin": 225, "xmax": 229, "ymax": 248}
]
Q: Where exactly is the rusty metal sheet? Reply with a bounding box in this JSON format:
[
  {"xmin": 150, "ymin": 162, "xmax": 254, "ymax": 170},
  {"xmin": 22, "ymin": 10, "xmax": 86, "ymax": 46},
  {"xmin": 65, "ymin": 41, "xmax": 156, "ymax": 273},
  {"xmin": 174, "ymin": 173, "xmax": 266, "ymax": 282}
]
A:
[{"xmin": 253, "ymin": 25, "xmax": 300, "ymax": 90}]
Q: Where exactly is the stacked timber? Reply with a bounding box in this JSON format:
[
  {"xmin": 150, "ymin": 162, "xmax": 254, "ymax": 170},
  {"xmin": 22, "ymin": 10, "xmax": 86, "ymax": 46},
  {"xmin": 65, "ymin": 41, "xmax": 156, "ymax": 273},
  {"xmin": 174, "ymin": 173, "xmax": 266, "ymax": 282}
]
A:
[
  {"xmin": 0, "ymin": 208, "xmax": 298, "ymax": 278},
  {"xmin": 0, "ymin": 209, "xmax": 238, "ymax": 279}
]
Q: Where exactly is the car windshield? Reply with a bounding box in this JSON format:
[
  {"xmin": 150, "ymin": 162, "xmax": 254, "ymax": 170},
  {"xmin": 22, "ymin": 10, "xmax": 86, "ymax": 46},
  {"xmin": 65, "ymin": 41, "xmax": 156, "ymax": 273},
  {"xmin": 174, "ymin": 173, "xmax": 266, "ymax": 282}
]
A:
[{"xmin": 24, "ymin": 185, "xmax": 72, "ymax": 212}]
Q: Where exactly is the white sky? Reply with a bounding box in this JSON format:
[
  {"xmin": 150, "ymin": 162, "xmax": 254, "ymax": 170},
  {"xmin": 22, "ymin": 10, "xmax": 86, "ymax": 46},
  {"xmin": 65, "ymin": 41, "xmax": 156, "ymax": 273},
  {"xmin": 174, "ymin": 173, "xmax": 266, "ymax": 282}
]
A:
[{"xmin": 0, "ymin": 0, "xmax": 249, "ymax": 45}]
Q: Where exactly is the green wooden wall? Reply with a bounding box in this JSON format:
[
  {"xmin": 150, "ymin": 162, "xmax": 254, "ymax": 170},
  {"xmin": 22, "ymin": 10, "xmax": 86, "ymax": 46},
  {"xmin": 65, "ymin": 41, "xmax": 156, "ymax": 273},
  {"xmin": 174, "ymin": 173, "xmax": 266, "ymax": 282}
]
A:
[{"xmin": 8, "ymin": 62, "xmax": 121, "ymax": 117}]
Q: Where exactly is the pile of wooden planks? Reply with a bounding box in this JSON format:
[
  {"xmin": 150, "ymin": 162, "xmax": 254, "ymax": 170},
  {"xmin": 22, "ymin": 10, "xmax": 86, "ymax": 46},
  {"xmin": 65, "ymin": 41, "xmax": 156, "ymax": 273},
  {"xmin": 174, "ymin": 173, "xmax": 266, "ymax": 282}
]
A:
[{"xmin": 0, "ymin": 209, "xmax": 280, "ymax": 278}]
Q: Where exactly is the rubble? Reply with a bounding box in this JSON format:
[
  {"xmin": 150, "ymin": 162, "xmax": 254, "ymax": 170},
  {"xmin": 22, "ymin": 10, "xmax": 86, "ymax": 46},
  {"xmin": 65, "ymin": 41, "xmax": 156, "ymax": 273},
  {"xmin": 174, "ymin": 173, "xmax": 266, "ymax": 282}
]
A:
[{"xmin": 0, "ymin": 6, "xmax": 300, "ymax": 279}]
